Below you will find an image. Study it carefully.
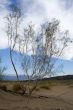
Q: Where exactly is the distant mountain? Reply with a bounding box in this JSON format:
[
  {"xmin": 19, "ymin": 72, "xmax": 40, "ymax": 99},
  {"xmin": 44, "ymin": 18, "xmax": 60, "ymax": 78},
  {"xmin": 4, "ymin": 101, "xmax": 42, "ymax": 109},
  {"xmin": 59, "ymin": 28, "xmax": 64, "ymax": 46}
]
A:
[
  {"xmin": 3, "ymin": 75, "xmax": 73, "ymax": 81},
  {"xmin": 0, "ymin": 48, "xmax": 73, "ymax": 77},
  {"xmin": 4, "ymin": 75, "xmax": 27, "ymax": 81},
  {"xmin": 49, "ymin": 75, "xmax": 73, "ymax": 80}
]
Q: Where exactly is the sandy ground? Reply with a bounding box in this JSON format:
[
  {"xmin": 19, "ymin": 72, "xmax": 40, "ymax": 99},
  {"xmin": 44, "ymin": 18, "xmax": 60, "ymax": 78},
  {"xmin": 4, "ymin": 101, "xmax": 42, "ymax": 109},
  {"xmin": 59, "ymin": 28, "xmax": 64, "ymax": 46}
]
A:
[{"xmin": 0, "ymin": 84, "xmax": 73, "ymax": 110}]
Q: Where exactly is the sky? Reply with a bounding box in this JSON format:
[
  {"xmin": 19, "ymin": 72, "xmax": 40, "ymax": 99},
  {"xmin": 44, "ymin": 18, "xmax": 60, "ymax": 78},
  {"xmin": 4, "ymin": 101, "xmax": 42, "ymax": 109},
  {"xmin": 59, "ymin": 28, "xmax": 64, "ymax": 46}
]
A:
[
  {"xmin": 0, "ymin": 0, "xmax": 73, "ymax": 60},
  {"xmin": 0, "ymin": 0, "xmax": 73, "ymax": 76}
]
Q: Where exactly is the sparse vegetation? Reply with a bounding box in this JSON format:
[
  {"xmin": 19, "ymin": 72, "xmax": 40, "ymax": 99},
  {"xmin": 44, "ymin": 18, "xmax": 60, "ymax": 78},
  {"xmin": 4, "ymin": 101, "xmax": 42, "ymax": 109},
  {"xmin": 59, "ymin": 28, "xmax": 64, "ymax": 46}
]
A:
[
  {"xmin": 0, "ymin": 84, "xmax": 7, "ymax": 91},
  {"xmin": 35, "ymin": 87, "xmax": 40, "ymax": 91},
  {"xmin": 40, "ymin": 85, "xmax": 51, "ymax": 90},
  {"xmin": 12, "ymin": 83, "xmax": 24, "ymax": 92}
]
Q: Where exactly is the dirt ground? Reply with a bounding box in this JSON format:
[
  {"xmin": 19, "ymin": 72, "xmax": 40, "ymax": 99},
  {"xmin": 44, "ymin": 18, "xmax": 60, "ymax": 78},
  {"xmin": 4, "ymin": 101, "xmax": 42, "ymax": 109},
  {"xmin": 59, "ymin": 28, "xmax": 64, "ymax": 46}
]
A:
[{"xmin": 0, "ymin": 83, "xmax": 73, "ymax": 110}]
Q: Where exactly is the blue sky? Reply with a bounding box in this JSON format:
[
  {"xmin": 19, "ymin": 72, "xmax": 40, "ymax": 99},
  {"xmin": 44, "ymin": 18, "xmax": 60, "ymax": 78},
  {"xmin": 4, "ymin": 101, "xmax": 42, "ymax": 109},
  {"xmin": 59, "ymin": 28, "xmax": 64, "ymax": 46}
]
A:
[{"xmin": 0, "ymin": 0, "xmax": 73, "ymax": 76}]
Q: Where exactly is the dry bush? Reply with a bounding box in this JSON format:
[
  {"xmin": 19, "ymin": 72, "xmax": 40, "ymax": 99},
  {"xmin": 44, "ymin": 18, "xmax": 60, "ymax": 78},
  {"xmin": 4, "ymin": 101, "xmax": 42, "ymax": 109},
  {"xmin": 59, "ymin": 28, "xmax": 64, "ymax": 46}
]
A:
[
  {"xmin": 35, "ymin": 87, "xmax": 40, "ymax": 91},
  {"xmin": 0, "ymin": 84, "xmax": 7, "ymax": 91},
  {"xmin": 12, "ymin": 83, "xmax": 24, "ymax": 92},
  {"xmin": 40, "ymin": 85, "xmax": 51, "ymax": 90},
  {"xmin": 69, "ymin": 85, "xmax": 73, "ymax": 88}
]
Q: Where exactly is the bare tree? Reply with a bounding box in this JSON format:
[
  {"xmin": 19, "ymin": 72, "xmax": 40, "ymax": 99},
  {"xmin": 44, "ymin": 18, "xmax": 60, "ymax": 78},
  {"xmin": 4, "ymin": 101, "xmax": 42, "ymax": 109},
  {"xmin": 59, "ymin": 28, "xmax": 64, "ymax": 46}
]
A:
[
  {"xmin": 21, "ymin": 20, "xmax": 72, "ymax": 95},
  {"xmin": 6, "ymin": 6, "xmax": 72, "ymax": 95},
  {"xmin": 6, "ymin": 6, "xmax": 22, "ymax": 81}
]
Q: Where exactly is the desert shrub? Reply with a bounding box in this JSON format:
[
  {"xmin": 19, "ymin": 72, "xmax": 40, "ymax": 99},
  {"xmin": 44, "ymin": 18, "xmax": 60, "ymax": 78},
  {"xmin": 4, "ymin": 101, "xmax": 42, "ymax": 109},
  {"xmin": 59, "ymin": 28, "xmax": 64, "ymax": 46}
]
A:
[
  {"xmin": 35, "ymin": 87, "xmax": 40, "ymax": 91},
  {"xmin": 40, "ymin": 85, "xmax": 51, "ymax": 90},
  {"xmin": 69, "ymin": 85, "xmax": 73, "ymax": 88},
  {"xmin": 12, "ymin": 83, "xmax": 24, "ymax": 92},
  {"xmin": 0, "ymin": 85, "xmax": 7, "ymax": 91}
]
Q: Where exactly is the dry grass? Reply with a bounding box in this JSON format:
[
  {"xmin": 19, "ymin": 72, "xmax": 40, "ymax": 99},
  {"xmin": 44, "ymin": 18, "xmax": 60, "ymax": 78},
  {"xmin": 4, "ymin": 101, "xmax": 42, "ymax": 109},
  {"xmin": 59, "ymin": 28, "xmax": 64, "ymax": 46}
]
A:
[
  {"xmin": 0, "ymin": 84, "xmax": 7, "ymax": 91},
  {"xmin": 35, "ymin": 87, "xmax": 40, "ymax": 91},
  {"xmin": 12, "ymin": 83, "xmax": 24, "ymax": 92},
  {"xmin": 40, "ymin": 85, "xmax": 51, "ymax": 90}
]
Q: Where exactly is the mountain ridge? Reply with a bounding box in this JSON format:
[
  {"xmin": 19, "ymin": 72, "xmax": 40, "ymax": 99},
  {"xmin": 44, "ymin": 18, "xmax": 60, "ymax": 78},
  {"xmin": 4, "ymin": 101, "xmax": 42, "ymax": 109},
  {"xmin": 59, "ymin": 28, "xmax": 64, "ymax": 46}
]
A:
[
  {"xmin": 3, "ymin": 74, "xmax": 73, "ymax": 81},
  {"xmin": 0, "ymin": 48, "xmax": 73, "ymax": 76}
]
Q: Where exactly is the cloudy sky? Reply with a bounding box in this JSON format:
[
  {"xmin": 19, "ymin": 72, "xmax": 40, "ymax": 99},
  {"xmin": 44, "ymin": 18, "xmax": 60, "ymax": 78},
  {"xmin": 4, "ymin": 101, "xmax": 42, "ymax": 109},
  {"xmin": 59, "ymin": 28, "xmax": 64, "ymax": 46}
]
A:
[{"xmin": 0, "ymin": 0, "xmax": 73, "ymax": 60}]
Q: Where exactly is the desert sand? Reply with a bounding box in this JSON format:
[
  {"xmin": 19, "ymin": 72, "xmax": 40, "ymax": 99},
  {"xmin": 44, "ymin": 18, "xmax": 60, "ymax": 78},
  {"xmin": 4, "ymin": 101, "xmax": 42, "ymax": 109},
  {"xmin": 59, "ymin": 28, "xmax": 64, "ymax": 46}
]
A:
[{"xmin": 0, "ymin": 82, "xmax": 73, "ymax": 110}]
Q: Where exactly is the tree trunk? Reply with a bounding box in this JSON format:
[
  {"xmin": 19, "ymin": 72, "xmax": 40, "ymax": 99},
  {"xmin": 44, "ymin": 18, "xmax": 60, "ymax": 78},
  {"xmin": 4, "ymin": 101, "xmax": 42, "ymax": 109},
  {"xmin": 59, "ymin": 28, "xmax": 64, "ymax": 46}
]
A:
[{"xmin": 9, "ymin": 48, "xmax": 19, "ymax": 81}]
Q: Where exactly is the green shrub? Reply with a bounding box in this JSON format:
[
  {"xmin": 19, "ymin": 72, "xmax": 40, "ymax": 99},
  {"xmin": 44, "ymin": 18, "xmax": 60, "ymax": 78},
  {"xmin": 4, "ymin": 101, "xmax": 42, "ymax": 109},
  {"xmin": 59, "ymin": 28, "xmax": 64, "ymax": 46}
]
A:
[
  {"xmin": 40, "ymin": 85, "xmax": 51, "ymax": 90},
  {"xmin": 12, "ymin": 83, "xmax": 24, "ymax": 92},
  {"xmin": 0, "ymin": 85, "xmax": 7, "ymax": 91}
]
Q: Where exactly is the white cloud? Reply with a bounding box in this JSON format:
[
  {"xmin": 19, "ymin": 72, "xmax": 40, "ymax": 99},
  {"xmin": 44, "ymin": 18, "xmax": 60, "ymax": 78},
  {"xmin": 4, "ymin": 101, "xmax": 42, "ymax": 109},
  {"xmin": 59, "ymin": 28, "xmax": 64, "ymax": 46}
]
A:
[
  {"xmin": 0, "ymin": 0, "xmax": 73, "ymax": 60},
  {"xmin": 0, "ymin": 0, "xmax": 9, "ymax": 49},
  {"xmin": 0, "ymin": 12, "xmax": 8, "ymax": 49},
  {"xmin": 21, "ymin": 0, "xmax": 73, "ymax": 60},
  {"xmin": 0, "ymin": 0, "xmax": 8, "ymax": 9}
]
